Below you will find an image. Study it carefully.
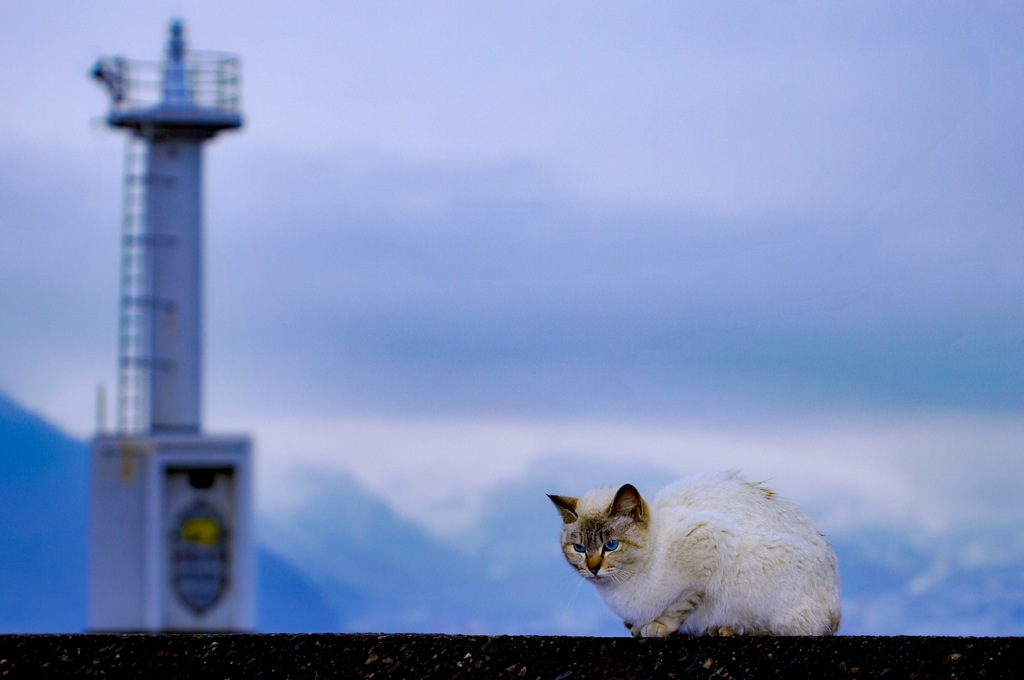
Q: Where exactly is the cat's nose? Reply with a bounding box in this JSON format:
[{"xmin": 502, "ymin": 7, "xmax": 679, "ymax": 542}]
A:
[{"xmin": 586, "ymin": 554, "xmax": 602, "ymax": 575}]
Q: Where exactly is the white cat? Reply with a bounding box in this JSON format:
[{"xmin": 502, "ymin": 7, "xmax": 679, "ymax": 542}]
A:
[{"xmin": 548, "ymin": 471, "xmax": 841, "ymax": 637}]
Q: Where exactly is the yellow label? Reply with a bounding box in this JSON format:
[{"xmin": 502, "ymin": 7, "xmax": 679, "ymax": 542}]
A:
[{"xmin": 181, "ymin": 517, "xmax": 221, "ymax": 546}]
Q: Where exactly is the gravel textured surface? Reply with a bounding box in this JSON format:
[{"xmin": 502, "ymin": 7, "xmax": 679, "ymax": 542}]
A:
[{"xmin": 0, "ymin": 634, "xmax": 1019, "ymax": 679}]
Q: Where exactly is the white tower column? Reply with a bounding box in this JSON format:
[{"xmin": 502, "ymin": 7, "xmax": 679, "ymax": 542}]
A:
[{"xmin": 147, "ymin": 136, "xmax": 204, "ymax": 432}]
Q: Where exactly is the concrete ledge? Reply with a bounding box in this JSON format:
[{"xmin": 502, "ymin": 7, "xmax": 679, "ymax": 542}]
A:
[{"xmin": 0, "ymin": 634, "xmax": 1019, "ymax": 679}]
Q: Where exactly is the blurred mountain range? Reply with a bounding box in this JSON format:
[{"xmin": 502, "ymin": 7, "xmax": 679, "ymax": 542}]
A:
[
  {"xmin": 0, "ymin": 392, "xmax": 337, "ymax": 633},
  {"xmin": 1, "ymin": 392, "xmax": 1020, "ymax": 635}
]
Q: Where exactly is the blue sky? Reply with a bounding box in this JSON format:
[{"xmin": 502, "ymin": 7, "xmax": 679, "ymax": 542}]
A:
[{"xmin": 1, "ymin": 2, "xmax": 1022, "ymax": 545}]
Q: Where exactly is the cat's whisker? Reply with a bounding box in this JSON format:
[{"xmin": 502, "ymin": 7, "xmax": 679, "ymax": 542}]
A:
[
  {"xmin": 556, "ymin": 566, "xmax": 588, "ymax": 616},
  {"xmin": 568, "ymin": 571, "xmax": 586, "ymax": 607}
]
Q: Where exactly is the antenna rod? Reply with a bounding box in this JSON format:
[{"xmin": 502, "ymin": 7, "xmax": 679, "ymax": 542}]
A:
[
  {"xmin": 162, "ymin": 20, "xmax": 192, "ymax": 106},
  {"xmin": 95, "ymin": 384, "xmax": 108, "ymax": 434}
]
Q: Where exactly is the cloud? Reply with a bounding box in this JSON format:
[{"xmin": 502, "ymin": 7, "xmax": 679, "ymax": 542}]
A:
[
  {"xmin": 251, "ymin": 410, "xmax": 1024, "ymax": 541},
  {"xmin": 199, "ymin": 147, "xmax": 1023, "ymax": 428},
  {"xmin": 2, "ymin": 2, "xmax": 1022, "ymax": 435},
  {"xmin": 0, "ymin": 142, "xmax": 120, "ymax": 429}
]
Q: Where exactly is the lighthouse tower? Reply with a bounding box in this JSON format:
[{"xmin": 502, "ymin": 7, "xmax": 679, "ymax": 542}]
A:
[{"xmin": 88, "ymin": 21, "xmax": 253, "ymax": 632}]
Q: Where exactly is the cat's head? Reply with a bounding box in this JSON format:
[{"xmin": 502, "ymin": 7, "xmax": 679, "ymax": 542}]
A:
[{"xmin": 547, "ymin": 483, "xmax": 651, "ymax": 581}]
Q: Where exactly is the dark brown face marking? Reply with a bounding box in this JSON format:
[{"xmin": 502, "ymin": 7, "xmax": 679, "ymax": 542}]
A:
[{"xmin": 575, "ymin": 517, "xmax": 613, "ymax": 550}]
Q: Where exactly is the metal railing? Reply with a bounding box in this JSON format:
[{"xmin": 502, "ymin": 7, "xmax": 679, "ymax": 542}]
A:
[{"xmin": 92, "ymin": 51, "xmax": 241, "ymax": 113}]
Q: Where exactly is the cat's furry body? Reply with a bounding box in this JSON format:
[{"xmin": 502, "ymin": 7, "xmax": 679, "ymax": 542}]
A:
[{"xmin": 548, "ymin": 471, "xmax": 841, "ymax": 637}]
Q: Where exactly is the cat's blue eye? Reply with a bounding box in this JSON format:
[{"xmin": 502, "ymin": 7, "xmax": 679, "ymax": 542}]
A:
[
  {"xmin": 603, "ymin": 539, "xmax": 620, "ymax": 552},
  {"xmin": 573, "ymin": 544, "xmax": 586, "ymax": 553}
]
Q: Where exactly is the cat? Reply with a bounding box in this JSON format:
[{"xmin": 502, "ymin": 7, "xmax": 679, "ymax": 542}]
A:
[{"xmin": 548, "ymin": 471, "xmax": 841, "ymax": 637}]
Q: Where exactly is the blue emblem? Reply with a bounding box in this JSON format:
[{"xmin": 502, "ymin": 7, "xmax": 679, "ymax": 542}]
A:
[{"xmin": 170, "ymin": 500, "xmax": 229, "ymax": 614}]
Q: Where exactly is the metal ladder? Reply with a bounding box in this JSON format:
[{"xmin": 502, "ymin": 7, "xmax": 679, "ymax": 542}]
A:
[{"xmin": 116, "ymin": 135, "xmax": 151, "ymax": 435}]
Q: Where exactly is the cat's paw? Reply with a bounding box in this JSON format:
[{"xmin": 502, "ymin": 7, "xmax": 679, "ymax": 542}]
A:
[
  {"xmin": 706, "ymin": 626, "xmax": 738, "ymax": 637},
  {"xmin": 636, "ymin": 620, "xmax": 677, "ymax": 638}
]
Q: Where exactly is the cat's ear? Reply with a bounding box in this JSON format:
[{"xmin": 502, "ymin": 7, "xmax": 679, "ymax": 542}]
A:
[
  {"xmin": 611, "ymin": 484, "xmax": 645, "ymax": 521},
  {"xmin": 547, "ymin": 494, "xmax": 579, "ymax": 524}
]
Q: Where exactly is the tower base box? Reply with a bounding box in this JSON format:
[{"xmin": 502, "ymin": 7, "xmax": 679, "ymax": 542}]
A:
[{"xmin": 88, "ymin": 433, "xmax": 254, "ymax": 632}]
